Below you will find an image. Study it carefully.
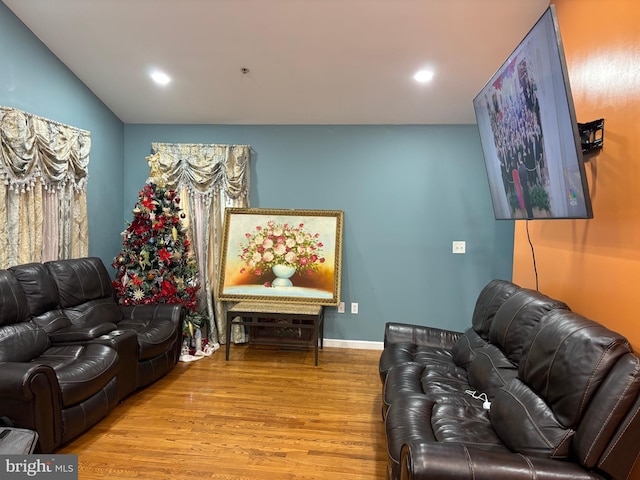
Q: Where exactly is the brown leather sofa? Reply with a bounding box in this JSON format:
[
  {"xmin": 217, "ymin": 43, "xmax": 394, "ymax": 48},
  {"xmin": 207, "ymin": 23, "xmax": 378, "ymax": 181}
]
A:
[
  {"xmin": 380, "ymin": 280, "xmax": 640, "ymax": 480},
  {"xmin": 0, "ymin": 257, "xmax": 185, "ymax": 453}
]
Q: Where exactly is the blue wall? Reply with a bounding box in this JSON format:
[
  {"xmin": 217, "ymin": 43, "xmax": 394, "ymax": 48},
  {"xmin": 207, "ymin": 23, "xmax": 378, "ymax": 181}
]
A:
[
  {"xmin": 0, "ymin": 2, "xmax": 124, "ymax": 268},
  {"xmin": 125, "ymin": 124, "xmax": 514, "ymax": 341}
]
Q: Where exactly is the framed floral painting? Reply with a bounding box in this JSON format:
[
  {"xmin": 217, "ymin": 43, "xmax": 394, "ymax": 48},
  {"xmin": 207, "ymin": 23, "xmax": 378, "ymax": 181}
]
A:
[{"xmin": 217, "ymin": 208, "xmax": 344, "ymax": 305}]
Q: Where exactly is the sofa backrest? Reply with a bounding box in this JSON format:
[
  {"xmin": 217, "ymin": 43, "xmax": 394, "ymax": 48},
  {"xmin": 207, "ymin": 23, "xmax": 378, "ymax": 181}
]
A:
[
  {"xmin": 8, "ymin": 263, "xmax": 59, "ymax": 316},
  {"xmin": 459, "ymin": 288, "xmax": 569, "ymax": 399},
  {"xmin": 0, "ymin": 270, "xmax": 30, "ymax": 327},
  {"xmin": 0, "ymin": 270, "xmax": 49, "ymax": 362},
  {"xmin": 45, "ymin": 257, "xmax": 122, "ymax": 328},
  {"xmin": 45, "ymin": 257, "xmax": 113, "ymax": 307},
  {"xmin": 8, "ymin": 262, "xmax": 73, "ymax": 334},
  {"xmin": 452, "ymin": 279, "xmax": 520, "ymax": 371},
  {"xmin": 518, "ymin": 310, "xmax": 630, "ymax": 429},
  {"xmin": 488, "ymin": 288, "xmax": 569, "ymax": 364},
  {"xmin": 470, "ymin": 279, "xmax": 520, "ymax": 339},
  {"xmin": 576, "ymin": 352, "xmax": 640, "ymax": 478},
  {"xmin": 489, "ymin": 309, "xmax": 636, "ymax": 476}
]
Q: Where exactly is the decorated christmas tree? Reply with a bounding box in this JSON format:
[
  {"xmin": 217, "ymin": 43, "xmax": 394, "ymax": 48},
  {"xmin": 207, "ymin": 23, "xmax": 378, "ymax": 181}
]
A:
[{"xmin": 112, "ymin": 183, "xmax": 204, "ymax": 340}]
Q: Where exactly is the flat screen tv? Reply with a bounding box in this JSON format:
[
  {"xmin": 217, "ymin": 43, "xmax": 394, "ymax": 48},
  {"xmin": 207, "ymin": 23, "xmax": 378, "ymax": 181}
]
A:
[{"xmin": 473, "ymin": 6, "xmax": 593, "ymax": 220}]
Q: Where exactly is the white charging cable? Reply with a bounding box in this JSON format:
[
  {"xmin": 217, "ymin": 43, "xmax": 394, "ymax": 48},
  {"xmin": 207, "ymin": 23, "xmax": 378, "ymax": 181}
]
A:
[{"xmin": 464, "ymin": 389, "xmax": 491, "ymax": 410}]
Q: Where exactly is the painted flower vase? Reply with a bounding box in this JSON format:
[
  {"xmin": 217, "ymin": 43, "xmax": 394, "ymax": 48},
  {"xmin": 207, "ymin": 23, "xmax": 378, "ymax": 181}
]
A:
[{"xmin": 271, "ymin": 264, "xmax": 296, "ymax": 287}]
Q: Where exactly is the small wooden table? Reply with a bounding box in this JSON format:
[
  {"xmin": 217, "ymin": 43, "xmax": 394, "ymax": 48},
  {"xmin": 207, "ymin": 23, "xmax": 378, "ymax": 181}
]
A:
[{"xmin": 225, "ymin": 302, "xmax": 325, "ymax": 366}]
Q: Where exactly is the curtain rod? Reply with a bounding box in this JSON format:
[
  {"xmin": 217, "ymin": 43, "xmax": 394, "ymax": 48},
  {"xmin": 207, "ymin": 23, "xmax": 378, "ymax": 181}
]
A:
[
  {"xmin": 152, "ymin": 142, "xmax": 250, "ymax": 149},
  {"xmin": 0, "ymin": 105, "xmax": 90, "ymax": 135}
]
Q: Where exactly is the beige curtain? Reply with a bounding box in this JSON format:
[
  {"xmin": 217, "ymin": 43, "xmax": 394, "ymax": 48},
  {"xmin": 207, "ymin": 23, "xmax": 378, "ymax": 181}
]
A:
[
  {"xmin": 146, "ymin": 142, "xmax": 250, "ymax": 345},
  {"xmin": 0, "ymin": 106, "xmax": 89, "ymax": 269}
]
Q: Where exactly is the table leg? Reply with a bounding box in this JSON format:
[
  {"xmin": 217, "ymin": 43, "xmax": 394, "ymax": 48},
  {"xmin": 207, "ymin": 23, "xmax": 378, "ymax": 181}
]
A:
[
  {"xmin": 313, "ymin": 318, "xmax": 319, "ymax": 366},
  {"xmin": 225, "ymin": 314, "xmax": 232, "ymax": 361}
]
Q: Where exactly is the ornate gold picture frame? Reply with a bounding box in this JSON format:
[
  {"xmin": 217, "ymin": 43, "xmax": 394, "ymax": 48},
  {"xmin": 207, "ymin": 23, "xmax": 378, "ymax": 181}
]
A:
[{"xmin": 218, "ymin": 208, "xmax": 343, "ymax": 305}]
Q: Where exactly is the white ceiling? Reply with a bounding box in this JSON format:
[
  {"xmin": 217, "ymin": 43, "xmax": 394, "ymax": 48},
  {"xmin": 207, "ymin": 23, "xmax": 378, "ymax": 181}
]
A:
[{"xmin": 4, "ymin": 0, "xmax": 550, "ymax": 125}]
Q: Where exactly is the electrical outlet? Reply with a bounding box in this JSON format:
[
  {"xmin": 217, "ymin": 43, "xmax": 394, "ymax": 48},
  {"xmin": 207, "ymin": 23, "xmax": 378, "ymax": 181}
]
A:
[
  {"xmin": 338, "ymin": 302, "xmax": 345, "ymax": 313},
  {"xmin": 452, "ymin": 240, "xmax": 466, "ymax": 254},
  {"xmin": 351, "ymin": 302, "xmax": 359, "ymax": 314}
]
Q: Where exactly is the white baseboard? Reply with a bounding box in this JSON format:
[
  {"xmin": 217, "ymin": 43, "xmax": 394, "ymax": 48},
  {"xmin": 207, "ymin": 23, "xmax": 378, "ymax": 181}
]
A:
[{"xmin": 324, "ymin": 339, "xmax": 384, "ymax": 350}]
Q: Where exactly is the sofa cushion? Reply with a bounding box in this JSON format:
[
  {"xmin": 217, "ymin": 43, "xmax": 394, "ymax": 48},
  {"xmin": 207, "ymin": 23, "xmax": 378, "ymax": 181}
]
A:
[
  {"xmin": 490, "ymin": 378, "xmax": 574, "ymax": 458},
  {"xmin": 489, "ymin": 289, "xmax": 569, "ymax": 364},
  {"xmin": 470, "ymin": 279, "xmax": 520, "ymax": 339},
  {"xmin": 385, "ymin": 396, "xmax": 509, "ymax": 472},
  {"xmin": 574, "ymin": 353, "xmax": 640, "ymax": 469},
  {"xmin": 31, "ymin": 309, "xmax": 73, "ymax": 334},
  {"xmin": 519, "ymin": 310, "xmax": 631, "ymax": 428},
  {"xmin": 466, "ymin": 343, "xmax": 518, "ymax": 399},
  {"xmin": 0, "ymin": 270, "xmax": 30, "ymax": 327},
  {"xmin": 8, "ymin": 263, "xmax": 59, "ymax": 316},
  {"xmin": 36, "ymin": 343, "xmax": 119, "ymax": 407},
  {"xmin": 0, "ymin": 322, "xmax": 49, "ymax": 362},
  {"xmin": 431, "ymin": 402, "xmax": 509, "ymax": 451},
  {"xmin": 45, "ymin": 257, "xmax": 114, "ymax": 308},
  {"xmin": 62, "ymin": 297, "xmax": 122, "ymax": 328},
  {"xmin": 383, "ymin": 362, "xmax": 476, "ymax": 419},
  {"xmin": 118, "ymin": 317, "xmax": 178, "ymax": 361},
  {"xmin": 451, "ymin": 329, "xmax": 488, "ymax": 369},
  {"xmin": 420, "ymin": 363, "xmax": 471, "ymax": 397},
  {"xmin": 412, "ymin": 346, "xmax": 456, "ymax": 367}
]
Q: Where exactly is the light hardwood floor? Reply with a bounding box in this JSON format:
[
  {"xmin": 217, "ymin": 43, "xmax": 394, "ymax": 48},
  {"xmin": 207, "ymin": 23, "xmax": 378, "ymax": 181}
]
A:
[{"xmin": 57, "ymin": 344, "xmax": 387, "ymax": 479}]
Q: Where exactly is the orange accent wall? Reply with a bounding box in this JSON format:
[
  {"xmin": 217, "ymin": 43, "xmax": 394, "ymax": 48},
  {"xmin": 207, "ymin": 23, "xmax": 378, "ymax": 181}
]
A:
[{"xmin": 512, "ymin": 2, "xmax": 640, "ymax": 477}]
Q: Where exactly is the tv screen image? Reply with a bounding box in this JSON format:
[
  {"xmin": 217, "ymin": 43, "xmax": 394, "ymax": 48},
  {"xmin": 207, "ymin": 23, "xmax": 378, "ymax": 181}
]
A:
[{"xmin": 473, "ymin": 6, "xmax": 593, "ymax": 220}]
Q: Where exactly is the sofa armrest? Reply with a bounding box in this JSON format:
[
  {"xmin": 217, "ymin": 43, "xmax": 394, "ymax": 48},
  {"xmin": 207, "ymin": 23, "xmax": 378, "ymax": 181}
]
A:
[
  {"xmin": 0, "ymin": 363, "xmax": 58, "ymax": 401},
  {"xmin": 400, "ymin": 442, "xmax": 602, "ymax": 480},
  {"xmin": 120, "ymin": 303, "xmax": 185, "ymax": 327},
  {"xmin": 48, "ymin": 323, "xmax": 118, "ymax": 343},
  {"xmin": 0, "ymin": 362, "xmax": 62, "ymax": 452},
  {"xmin": 384, "ymin": 322, "xmax": 462, "ymax": 349}
]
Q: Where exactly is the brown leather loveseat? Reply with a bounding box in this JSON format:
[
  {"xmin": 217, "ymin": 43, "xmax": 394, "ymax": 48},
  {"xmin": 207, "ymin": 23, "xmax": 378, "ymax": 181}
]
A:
[
  {"xmin": 380, "ymin": 279, "xmax": 640, "ymax": 480},
  {"xmin": 0, "ymin": 257, "xmax": 185, "ymax": 453}
]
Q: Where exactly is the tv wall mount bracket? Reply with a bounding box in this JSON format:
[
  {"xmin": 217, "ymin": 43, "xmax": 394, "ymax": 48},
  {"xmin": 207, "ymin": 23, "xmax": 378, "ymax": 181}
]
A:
[{"xmin": 578, "ymin": 118, "xmax": 604, "ymax": 156}]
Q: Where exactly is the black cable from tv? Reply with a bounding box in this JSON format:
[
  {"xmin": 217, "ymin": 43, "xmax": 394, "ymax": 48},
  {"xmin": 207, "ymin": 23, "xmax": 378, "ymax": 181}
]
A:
[{"xmin": 525, "ymin": 219, "xmax": 539, "ymax": 291}]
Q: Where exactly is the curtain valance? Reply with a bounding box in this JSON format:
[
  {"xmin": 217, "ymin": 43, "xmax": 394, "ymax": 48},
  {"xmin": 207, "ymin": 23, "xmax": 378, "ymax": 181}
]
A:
[
  {"xmin": 148, "ymin": 142, "xmax": 249, "ymax": 199},
  {"xmin": 0, "ymin": 106, "xmax": 90, "ymax": 192}
]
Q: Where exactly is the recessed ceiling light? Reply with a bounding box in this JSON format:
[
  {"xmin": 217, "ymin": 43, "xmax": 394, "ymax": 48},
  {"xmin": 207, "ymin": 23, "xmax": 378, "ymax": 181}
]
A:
[
  {"xmin": 413, "ymin": 69, "xmax": 435, "ymax": 83},
  {"xmin": 150, "ymin": 71, "xmax": 171, "ymax": 86}
]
